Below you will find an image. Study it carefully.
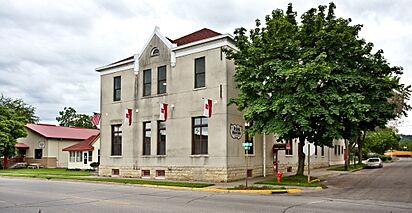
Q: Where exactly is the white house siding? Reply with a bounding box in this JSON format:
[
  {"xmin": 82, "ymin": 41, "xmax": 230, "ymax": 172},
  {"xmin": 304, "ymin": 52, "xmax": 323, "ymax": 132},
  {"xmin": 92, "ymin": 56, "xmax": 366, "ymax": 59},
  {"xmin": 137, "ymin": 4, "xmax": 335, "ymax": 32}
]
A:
[{"xmin": 66, "ymin": 139, "xmax": 100, "ymax": 170}]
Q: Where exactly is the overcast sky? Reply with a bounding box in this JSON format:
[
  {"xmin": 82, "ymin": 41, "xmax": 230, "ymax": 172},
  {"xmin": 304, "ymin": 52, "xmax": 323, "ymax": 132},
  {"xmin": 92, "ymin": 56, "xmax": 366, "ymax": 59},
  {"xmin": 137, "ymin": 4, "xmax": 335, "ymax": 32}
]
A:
[{"xmin": 1, "ymin": 0, "xmax": 412, "ymax": 133}]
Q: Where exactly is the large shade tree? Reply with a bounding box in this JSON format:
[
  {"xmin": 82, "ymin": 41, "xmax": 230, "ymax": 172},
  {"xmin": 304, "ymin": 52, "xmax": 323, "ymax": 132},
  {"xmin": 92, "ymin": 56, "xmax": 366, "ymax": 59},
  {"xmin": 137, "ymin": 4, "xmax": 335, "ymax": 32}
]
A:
[
  {"xmin": 0, "ymin": 94, "xmax": 38, "ymax": 168},
  {"xmin": 226, "ymin": 2, "xmax": 410, "ymax": 175},
  {"xmin": 0, "ymin": 105, "xmax": 27, "ymax": 168},
  {"xmin": 56, "ymin": 107, "xmax": 95, "ymax": 129}
]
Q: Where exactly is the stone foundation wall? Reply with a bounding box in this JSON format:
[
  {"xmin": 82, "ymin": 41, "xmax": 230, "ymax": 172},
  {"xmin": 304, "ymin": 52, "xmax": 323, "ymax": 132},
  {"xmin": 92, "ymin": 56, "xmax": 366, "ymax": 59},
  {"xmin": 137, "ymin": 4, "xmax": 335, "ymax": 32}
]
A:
[
  {"xmin": 99, "ymin": 165, "xmax": 230, "ymax": 182},
  {"xmin": 99, "ymin": 161, "xmax": 334, "ymax": 182}
]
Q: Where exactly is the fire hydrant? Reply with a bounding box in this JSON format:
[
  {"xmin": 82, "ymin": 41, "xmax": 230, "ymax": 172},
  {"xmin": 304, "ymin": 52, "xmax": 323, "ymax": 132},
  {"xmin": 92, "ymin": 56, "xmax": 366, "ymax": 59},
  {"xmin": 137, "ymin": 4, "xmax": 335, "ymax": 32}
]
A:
[{"xmin": 277, "ymin": 170, "xmax": 283, "ymax": 183}]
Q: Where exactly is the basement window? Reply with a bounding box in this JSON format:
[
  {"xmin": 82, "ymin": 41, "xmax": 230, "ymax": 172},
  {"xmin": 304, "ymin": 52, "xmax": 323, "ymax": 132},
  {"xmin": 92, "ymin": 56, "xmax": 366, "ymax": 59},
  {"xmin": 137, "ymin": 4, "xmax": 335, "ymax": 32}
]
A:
[
  {"xmin": 142, "ymin": 170, "xmax": 150, "ymax": 178},
  {"xmin": 112, "ymin": 169, "xmax": 119, "ymax": 176},
  {"xmin": 156, "ymin": 170, "xmax": 165, "ymax": 178}
]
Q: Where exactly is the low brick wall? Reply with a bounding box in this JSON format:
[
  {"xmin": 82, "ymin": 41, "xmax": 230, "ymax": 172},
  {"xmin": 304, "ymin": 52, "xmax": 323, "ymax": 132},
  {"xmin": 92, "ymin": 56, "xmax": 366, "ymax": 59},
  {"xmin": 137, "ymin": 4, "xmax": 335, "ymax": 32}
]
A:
[{"xmin": 26, "ymin": 157, "xmax": 57, "ymax": 168}]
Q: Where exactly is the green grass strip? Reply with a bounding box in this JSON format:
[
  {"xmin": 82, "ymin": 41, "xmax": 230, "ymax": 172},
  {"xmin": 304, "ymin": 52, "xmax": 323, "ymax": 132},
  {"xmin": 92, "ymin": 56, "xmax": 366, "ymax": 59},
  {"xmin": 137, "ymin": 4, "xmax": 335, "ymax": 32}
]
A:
[
  {"xmin": 255, "ymin": 175, "xmax": 322, "ymax": 187},
  {"xmin": 0, "ymin": 173, "xmax": 213, "ymax": 188},
  {"xmin": 328, "ymin": 163, "xmax": 366, "ymax": 171},
  {"xmin": 0, "ymin": 168, "xmax": 91, "ymax": 176}
]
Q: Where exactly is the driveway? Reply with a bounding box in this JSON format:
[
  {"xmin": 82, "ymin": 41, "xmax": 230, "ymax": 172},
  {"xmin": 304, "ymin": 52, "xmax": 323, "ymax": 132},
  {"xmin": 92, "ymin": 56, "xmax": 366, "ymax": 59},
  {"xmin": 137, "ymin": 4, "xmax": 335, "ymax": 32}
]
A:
[{"xmin": 302, "ymin": 158, "xmax": 412, "ymax": 203}]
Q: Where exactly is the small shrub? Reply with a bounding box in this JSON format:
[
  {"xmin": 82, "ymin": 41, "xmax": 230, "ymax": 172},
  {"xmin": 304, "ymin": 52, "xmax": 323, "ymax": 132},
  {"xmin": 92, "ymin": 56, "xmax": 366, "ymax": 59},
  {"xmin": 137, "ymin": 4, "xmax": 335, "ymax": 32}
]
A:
[
  {"xmin": 90, "ymin": 162, "xmax": 99, "ymax": 170},
  {"xmin": 388, "ymin": 156, "xmax": 392, "ymax": 161},
  {"xmin": 380, "ymin": 156, "xmax": 388, "ymax": 161}
]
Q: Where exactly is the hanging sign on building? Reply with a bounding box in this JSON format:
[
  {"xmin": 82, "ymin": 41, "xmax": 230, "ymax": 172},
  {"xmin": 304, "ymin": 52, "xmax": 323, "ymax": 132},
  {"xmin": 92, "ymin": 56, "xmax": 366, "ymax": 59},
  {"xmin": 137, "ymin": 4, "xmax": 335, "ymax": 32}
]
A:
[
  {"xmin": 38, "ymin": 141, "xmax": 46, "ymax": 149},
  {"xmin": 230, "ymin": 124, "xmax": 243, "ymax": 139}
]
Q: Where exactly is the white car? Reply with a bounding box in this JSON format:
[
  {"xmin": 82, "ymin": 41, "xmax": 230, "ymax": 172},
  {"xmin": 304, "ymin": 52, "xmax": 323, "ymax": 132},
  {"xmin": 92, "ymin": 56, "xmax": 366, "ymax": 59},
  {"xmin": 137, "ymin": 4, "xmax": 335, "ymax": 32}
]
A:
[{"xmin": 366, "ymin": 158, "xmax": 383, "ymax": 168}]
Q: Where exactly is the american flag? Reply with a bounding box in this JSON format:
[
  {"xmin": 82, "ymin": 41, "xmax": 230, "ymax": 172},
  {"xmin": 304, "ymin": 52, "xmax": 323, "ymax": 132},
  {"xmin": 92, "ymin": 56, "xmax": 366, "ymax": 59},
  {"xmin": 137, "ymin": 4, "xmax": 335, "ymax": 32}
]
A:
[{"xmin": 91, "ymin": 112, "xmax": 101, "ymax": 127}]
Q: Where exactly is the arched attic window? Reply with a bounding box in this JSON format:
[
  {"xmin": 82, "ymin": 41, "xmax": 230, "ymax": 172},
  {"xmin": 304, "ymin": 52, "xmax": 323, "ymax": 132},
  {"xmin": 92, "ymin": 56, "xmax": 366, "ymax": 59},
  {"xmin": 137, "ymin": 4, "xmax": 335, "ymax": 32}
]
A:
[{"xmin": 150, "ymin": 47, "xmax": 160, "ymax": 56}]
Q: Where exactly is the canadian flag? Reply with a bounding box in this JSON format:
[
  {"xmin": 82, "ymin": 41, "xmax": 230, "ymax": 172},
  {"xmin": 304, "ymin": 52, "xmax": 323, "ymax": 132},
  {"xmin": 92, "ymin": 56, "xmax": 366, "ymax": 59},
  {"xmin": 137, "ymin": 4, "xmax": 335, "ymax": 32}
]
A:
[
  {"xmin": 203, "ymin": 98, "xmax": 212, "ymax": 118},
  {"xmin": 124, "ymin": 108, "xmax": 132, "ymax": 126},
  {"xmin": 159, "ymin": 103, "xmax": 168, "ymax": 121}
]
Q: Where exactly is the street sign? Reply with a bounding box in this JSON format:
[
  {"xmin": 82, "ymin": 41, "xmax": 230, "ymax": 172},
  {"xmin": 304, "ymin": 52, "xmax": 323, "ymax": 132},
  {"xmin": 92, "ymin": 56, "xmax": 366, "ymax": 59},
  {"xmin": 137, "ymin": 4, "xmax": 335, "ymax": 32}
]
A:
[
  {"xmin": 242, "ymin": 142, "xmax": 252, "ymax": 147},
  {"xmin": 273, "ymin": 143, "xmax": 286, "ymax": 151},
  {"xmin": 303, "ymin": 143, "xmax": 315, "ymax": 156},
  {"xmin": 243, "ymin": 146, "xmax": 250, "ymax": 150}
]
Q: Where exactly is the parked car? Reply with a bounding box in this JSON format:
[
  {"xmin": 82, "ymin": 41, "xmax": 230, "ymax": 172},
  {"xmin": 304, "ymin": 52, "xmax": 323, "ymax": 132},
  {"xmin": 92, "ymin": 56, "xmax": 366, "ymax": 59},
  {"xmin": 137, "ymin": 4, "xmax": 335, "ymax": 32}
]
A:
[{"xmin": 366, "ymin": 158, "xmax": 383, "ymax": 168}]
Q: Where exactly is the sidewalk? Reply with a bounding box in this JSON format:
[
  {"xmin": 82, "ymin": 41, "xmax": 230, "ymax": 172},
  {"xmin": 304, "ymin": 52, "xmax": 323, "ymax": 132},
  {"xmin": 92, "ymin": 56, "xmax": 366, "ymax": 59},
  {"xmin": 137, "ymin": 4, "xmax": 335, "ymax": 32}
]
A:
[{"xmin": 211, "ymin": 164, "xmax": 348, "ymax": 190}]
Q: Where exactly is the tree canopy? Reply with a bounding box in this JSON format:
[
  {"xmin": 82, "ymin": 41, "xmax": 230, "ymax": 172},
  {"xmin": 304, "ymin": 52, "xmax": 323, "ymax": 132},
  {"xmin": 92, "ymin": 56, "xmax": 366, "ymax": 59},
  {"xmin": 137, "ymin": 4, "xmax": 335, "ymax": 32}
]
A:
[
  {"xmin": 0, "ymin": 105, "xmax": 27, "ymax": 167},
  {"xmin": 0, "ymin": 94, "xmax": 39, "ymax": 124},
  {"xmin": 56, "ymin": 107, "xmax": 95, "ymax": 129},
  {"xmin": 364, "ymin": 128, "xmax": 400, "ymax": 155},
  {"xmin": 225, "ymin": 2, "xmax": 410, "ymax": 174}
]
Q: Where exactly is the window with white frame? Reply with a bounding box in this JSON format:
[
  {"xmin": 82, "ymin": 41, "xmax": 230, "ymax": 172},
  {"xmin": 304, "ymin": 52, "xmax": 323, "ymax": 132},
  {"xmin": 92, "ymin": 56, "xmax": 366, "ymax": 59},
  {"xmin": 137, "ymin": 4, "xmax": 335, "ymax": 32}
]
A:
[{"xmin": 70, "ymin": 152, "xmax": 75, "ymax": 162}]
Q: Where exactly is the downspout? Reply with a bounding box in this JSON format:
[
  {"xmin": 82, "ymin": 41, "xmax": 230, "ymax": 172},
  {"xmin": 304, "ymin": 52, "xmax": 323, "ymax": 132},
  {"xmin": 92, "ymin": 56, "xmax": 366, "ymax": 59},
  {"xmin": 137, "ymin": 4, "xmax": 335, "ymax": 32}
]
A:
[{"xmin": 263, "ymin": 133, "xmax": 266, "ymax": 177}]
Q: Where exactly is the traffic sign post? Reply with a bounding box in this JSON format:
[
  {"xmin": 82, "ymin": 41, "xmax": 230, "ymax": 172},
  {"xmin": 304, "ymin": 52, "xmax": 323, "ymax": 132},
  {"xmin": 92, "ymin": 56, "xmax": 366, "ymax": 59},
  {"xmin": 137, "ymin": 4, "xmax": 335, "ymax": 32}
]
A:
[
  {"xmin": 242, "ymin": 142, "xmax": 253, "ymax": 187},
  {"xmin": 303, "ymin": 143, "xmax": 315, "ymax": 183}
]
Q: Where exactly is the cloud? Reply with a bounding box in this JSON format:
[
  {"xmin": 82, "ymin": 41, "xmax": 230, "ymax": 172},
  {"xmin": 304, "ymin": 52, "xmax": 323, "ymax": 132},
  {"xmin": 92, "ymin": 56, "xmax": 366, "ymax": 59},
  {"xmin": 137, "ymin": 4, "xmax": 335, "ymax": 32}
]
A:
[{"xmin": 0, "ymin": 0, "xmax": 411, "ymax": 134}]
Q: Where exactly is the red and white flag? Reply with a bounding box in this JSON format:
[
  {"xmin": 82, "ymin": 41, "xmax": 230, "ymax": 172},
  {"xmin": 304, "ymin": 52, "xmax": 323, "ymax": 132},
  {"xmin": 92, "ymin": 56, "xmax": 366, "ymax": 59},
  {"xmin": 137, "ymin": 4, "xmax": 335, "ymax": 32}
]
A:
[
  {"xmin": 203, "ymin": 98, "xmax": 212, "ymax": 118},
  {"xmin": 91, "ymin": 112, "xmax": 101, "ymax": 127},
  {"xmin": 159, "ymin": 103, "xmax": 168, "ymax": 121},
  {"xmin": 124, "ymin": 108, "xmax": 133, "ymax": 126}
]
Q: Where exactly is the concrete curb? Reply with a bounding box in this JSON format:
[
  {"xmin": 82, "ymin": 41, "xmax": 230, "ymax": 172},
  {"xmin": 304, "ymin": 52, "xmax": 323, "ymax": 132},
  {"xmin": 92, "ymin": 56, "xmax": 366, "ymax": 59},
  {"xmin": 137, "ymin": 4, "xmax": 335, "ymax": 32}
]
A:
[
  {"xmin": 141, "ymin": 184, "xmax": 303, "ymax": 194},
  {"xmin": 0, "ymin": 175, "xmax": 305, "ymax": 194}
]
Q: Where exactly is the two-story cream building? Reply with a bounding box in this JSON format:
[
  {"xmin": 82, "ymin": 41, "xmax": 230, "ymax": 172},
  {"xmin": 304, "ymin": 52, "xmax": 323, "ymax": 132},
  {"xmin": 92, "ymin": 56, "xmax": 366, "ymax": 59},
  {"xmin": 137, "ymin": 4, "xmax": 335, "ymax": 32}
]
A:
[{"xmin": 96, "ymin": 27, "xmax": 344, "ymax": 182}]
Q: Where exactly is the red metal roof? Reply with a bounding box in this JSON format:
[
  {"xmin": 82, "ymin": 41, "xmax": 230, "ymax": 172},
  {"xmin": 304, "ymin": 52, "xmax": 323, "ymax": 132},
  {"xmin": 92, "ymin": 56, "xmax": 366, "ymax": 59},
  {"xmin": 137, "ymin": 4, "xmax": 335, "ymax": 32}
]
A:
[
  {"xmin": 63, "ymin": 134, "xmax": 99, "ymax": 151},
  {"xmin": 171, "ymin": 28, "xmax": 221, "ymax": 46},
  {"xmin": 25, "ymin": 124, "xmax": 99, "ymax": 140},
  {"xmin": 15, "ymin": 143, "xmax": 29, "ymax": 149}
]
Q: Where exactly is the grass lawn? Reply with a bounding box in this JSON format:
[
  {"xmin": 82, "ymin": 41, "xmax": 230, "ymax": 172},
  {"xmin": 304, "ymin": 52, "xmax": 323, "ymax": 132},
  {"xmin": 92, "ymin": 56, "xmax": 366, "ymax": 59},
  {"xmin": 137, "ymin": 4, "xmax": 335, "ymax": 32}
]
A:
[
  {"xmin": 0, "ymin": 168, "xmax": 213, "ymax": 188},
  {"xmin": 0, "ymin": 168, "xmax": 91, "ymax": 176},
  {"xmin": 328, "ymin": 163, "xmax": 366, "ymax": 171},
  {"xmin": 255, "ymin": 175, "xmax": 322, "ymax": 187}
]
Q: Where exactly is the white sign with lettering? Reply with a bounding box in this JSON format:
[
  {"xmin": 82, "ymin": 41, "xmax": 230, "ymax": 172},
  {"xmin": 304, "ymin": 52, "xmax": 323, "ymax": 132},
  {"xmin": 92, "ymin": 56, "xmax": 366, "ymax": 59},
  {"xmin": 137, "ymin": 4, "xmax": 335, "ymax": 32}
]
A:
[{"xmin": 230, "ymin": 124, "xmax": 243, "ymax": 140}]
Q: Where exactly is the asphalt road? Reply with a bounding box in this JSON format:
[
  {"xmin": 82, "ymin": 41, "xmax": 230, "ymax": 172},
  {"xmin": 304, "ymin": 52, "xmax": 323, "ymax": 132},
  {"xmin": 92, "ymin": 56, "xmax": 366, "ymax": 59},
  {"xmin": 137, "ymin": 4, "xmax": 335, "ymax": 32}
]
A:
[
  {"xmin": 0, "ymin": 159, "xmax": 411, "ymax": 212},
  {"xmin": 302, "ymin": 157, "xmax": 412, "ymax": 203}
]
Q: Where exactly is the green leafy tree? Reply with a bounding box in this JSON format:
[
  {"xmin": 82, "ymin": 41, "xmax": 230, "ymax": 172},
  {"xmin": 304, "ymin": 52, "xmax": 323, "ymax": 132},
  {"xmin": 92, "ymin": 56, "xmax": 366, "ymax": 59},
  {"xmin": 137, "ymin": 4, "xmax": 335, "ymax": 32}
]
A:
[
  {"xmin": 399, "ymin": 139, "xmax": 412, "ymax": 151},
  {"xmin": 0, "ymin": 94, "xmax": 39, "ymax": 124},
  {"xmin": 56, "ymin": 107, "xmax": 94, "ymax": 129},
  {"xmin": 0, "ymin": 105, "xmax": 27, "ymax": 168},
  {"xmin": 226, "ymin": 2, "xmax": 410, "ymax": 174},
  {"xmin": 364, "ymin": 128, "xmax": 400, "ymax": 155}
]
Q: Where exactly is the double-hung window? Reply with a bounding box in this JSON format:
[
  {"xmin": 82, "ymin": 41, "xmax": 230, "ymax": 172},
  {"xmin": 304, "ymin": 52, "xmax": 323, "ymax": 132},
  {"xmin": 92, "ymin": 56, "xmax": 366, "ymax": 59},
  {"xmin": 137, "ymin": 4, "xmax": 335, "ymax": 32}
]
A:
[
  {"xmin": 113, "ymin": 76, "xmax": 121, "ymax": 101},
  {"xmin": 157, "ymin": 121, "xmax": 166, "ymax": 155},
  {"xmin": 194, "ymin": 57, "xmax": 205, "ymax": 88},
  {"xmin": 157, "ymin": 66, "xmax": 166, "ymax": 94},
  {"xmin": 88, "ymin": 151, "xmax": 93, "ymax": 161},
  {"xmin": 192, "ymin": 117, "xmax": 208, "ymax": 154},
  {"xmin": 143, "ymin": 69, "xmax": 151, "ymax": 96},
  {"xmin": 285, "ymin": 140, "xmax": 293, "ymax": 155},
  {"xmin": 69, "ymin": 151, "xmax": 75, "ymax": 162},
  {"xmin": 143, "ymin": 122, "xmax": 151, "ymax": 155},
  {"xmin": 111, "ymin": 125, "xmax": 122, "ymax": 156}
]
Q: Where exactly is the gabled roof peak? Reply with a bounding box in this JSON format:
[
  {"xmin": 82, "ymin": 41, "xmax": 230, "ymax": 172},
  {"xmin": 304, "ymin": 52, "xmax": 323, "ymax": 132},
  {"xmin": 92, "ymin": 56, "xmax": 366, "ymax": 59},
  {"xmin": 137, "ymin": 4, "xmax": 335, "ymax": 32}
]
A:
[{"xmin": 171, "ymin": 28, "xmax": 222, "ymax": 46}]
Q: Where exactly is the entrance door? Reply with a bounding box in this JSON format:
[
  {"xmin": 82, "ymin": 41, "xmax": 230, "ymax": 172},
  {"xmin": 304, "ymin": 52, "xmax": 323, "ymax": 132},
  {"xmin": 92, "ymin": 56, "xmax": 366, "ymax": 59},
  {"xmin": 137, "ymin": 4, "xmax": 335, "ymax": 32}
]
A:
[{"xmin": 83, "ymin": 152, "xmax": 87, "ymax": 164}]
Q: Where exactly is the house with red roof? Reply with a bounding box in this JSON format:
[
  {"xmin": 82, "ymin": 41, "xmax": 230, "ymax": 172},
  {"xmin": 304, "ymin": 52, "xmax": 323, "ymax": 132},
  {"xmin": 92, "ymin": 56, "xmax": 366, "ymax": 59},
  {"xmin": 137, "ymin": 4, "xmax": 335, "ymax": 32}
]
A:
[
  {"xmin": 94, "ymin": 27, "xmax": 344, "ymax": 181},
  {"xmin": 17, "ymin": 124, "xmax": 99, "ymax": 168},
  {"xmin": 63, "ymin": 134, "xmax": 100, "ymax": 170}
]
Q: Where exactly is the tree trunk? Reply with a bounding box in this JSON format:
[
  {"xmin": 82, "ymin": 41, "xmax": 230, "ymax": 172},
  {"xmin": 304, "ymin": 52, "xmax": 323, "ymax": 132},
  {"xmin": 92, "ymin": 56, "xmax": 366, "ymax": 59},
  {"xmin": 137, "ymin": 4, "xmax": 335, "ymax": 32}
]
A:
[
  {"xmin": 296, "ymin": 136, "xmax": 306, "ymax": 175},
  {"xmin": 358, "ymin": 131, "xmax": 366, "ymax": 164},
  {"xmin": 344, "ymin": 139, "xmax": 349, "ymax": 170},
  {"xmin": 3, "ymin": 157, "xmax": 8, "ymax": 169}
]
